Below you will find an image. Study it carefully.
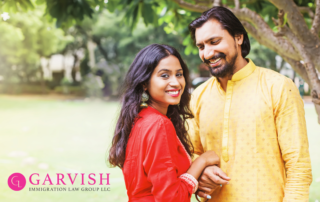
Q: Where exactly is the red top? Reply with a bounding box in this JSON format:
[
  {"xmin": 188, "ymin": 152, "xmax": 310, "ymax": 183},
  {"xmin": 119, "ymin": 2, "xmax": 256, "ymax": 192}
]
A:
[{"xmin": 122, "ymin": 106, "xmax": 197, "ymax": 202}]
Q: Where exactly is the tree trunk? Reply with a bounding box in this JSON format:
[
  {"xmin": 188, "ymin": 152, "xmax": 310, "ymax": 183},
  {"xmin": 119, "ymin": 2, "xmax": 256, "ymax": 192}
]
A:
[
  {"xmin": 39, "ymin": 64, "xmax": 45, "ymax": 94},
  {"xmin": 87, "ymin": 40, "xmax": 96, "ymax": 69},
  {"xmin": 315, "ymin": 105, "xmax": 320, "ymax": 124}
]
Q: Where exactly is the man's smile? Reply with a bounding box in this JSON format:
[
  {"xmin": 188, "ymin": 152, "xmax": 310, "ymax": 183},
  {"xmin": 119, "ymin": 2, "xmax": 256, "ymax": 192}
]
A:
[{"xmin": 209, "ymin": 57, "xmax": 223, "ymax": 68}]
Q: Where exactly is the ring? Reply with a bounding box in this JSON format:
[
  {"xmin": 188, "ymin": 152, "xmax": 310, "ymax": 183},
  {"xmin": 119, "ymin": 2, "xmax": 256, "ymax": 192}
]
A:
[{"xmin": 220, "ymin": 184, "xmax": 222, "ymax": 187}]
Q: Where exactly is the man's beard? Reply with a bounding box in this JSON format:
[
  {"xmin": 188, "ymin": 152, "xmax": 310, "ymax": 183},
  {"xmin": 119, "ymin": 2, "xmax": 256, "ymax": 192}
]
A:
[{"xmin": 204, "ymin": 52, "xmax": 237, "ymax": 78}]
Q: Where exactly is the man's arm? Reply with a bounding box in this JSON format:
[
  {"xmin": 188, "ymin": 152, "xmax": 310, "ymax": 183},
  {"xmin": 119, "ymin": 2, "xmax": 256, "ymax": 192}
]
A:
[
  {"xmin": 187, "ymin": 94, "xmax": 230, "ymax": 199},
  {"xmin": 187, "ymin": 94, "xmax": 205, "ymax": 160},
  {"xmin": 274, "ymin": 78, "xmax": 312, "ymax": 202}
]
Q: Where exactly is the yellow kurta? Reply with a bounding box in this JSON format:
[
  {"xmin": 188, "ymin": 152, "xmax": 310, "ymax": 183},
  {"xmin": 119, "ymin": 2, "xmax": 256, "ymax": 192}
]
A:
[{"xmin": 188, "ymin": 59, "xmax": 312, "ymax": 202}]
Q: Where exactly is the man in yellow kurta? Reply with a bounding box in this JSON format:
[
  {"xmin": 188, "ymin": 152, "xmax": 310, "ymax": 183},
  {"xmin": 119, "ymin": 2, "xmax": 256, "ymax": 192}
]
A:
[{"xmin": 187, "ymin": 7, "xmax": 312, "ymax": 202}]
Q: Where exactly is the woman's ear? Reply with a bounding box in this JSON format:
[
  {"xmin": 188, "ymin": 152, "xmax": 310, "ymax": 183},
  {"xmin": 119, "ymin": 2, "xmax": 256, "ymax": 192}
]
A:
[{"xmin": 142, "ymin": 83, "xmax": 147, "ymax": 91}]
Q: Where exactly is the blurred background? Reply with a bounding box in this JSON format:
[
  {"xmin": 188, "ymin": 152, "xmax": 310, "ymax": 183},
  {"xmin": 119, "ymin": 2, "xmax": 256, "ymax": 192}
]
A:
[{"xmin": 0, "ymin": 0, "xmax": 319, "ymax": 201}]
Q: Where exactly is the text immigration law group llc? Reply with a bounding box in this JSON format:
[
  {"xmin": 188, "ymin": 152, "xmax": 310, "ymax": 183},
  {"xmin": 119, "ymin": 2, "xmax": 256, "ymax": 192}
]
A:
[{"xmin": 8, "ymin": 172, "xmax": 111, "ymax": 192}]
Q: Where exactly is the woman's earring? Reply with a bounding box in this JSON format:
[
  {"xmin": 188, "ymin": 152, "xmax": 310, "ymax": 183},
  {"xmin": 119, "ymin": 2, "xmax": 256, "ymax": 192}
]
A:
[{"xmin": 140, "ymin": 91, "xmax": 149, "ymax": 108}]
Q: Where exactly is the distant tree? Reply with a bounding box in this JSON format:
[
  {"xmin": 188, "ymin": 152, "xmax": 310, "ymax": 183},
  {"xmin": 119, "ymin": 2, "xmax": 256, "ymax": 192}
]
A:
[
  {"xmin": 0, "ymin": 6, "xmax": 72, "ymax": 84},
  {"xmin": 71, "ymin": 10, "xmax": 200, "ymax": 96},
  {"xmin": 0, "ymin": 0, "xmax": 104, "ymax": 27}
]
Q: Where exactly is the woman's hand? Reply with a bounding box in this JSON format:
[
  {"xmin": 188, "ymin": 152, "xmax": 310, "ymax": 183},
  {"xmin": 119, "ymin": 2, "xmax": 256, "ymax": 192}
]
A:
[
  {"xmin": 199, "ymin": 150, "xmax": 220, "ymax": 167},
  {"xmin": 186, "ymin": 150, "xmax": 219, "ymax": 182}
]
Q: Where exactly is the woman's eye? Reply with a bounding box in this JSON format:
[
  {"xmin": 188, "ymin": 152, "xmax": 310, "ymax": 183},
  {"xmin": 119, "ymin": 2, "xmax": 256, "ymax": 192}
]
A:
[
  {"xmin": 176, "ymin": 73, "xmax": 183, "ymax": 77},
  {"xmin": 161, "ymin": 74, "xmax": 169, "ymax": 78}
]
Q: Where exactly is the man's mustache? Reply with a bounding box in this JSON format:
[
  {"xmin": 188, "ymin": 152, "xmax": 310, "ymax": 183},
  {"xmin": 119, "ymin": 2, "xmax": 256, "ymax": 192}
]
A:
[{"xmin": 203, "ymin": 53, "xmax": 226, "ymax": 64}]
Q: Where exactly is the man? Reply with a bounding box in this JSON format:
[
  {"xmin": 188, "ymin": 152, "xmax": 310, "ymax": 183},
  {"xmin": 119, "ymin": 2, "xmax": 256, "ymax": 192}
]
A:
[{"xmin": 187, "ymin": 6, "xmax": 312, "ymax": 201}]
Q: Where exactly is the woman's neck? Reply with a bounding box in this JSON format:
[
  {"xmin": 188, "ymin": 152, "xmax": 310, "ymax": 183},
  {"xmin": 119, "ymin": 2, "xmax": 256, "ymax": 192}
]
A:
[{"xmin": 149, "ymin": 102, "xmax": 168, "ymax": 116}]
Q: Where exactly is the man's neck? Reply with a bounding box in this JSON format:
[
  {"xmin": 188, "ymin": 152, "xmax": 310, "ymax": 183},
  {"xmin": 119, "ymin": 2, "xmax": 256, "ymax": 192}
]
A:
[{"xmin": 218, "ymin": 57, "xmax": 248, "ymax": 92}]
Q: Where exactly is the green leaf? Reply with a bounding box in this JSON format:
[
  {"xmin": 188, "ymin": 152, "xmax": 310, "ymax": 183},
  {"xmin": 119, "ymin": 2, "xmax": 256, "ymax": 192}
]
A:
[
  {"xmin": 282, "ymin": 13, "xmax": 287, "ymax": 27},
  {"xmin": 182, "ymin": 35, "xmax": 190, "ymax": 46},
  {"xmin": 272, "ymin": 26, "xmax": 278, "ymax": 32},
  {"xmin": 130, "ymin": 3, "xmax": 140, "ymax": 31},
  {"xmin": 184, "ymin": 45, "xmax": 192, "ymax": 55},
  {"xmin": 192, "ymin": 48, "xmax": 198, "ymax": 55},
  {"xmin": 142, "ymin": 3, "xmax": 153, "ymax": 26}
]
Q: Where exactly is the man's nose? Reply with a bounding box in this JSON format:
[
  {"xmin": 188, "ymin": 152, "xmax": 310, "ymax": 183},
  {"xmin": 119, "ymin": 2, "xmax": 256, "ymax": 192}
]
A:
[{"xmin": 204, "ymin": 46, "xmax": 215, "ymax": 61}]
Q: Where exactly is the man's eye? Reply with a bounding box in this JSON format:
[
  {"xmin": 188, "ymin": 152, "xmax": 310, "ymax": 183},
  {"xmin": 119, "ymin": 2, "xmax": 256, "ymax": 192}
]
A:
[
  {"xmin": 211, "ymin": 40, "xmax": 220, "ymax": 44},
  {"xmin": 198, "ymin": 46, "xmax": 204, "ymax": 50}
]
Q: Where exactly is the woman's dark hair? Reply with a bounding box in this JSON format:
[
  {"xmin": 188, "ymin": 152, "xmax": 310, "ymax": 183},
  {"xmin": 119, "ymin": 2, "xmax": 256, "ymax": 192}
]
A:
[
  {"xmin": 189, "ymin": 6, "xmax": 251, "ymax": 58},
  {"xmin": 108, "ymin": 44, "xmax": 194, "ymax": 168}
]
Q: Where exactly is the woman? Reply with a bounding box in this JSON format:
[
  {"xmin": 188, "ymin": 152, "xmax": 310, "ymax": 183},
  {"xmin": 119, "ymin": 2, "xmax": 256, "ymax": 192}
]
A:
[{"xmin": 108, "ymin": 44, "xmax": 219, "ymax": 202}]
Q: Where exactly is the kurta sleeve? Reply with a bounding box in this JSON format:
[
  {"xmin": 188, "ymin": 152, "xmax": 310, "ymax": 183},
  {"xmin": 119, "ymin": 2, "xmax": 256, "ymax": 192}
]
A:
[
  {"xmin": 274, "ymin": 78, "xmax": 312, "ymax": 202},
  {"xmin": 143, "ymin": 117, "xmax": 198, "ymax": 202},
  {"xmin": 187, "ymin": 93, "xmax": 204, "ymax": 160}
]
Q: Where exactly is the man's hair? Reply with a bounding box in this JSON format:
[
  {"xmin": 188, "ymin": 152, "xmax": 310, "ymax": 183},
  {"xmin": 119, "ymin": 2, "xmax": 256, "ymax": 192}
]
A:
[{"xmin": 189, "ymin": 6, "xmax": 250, "ymax": 58}]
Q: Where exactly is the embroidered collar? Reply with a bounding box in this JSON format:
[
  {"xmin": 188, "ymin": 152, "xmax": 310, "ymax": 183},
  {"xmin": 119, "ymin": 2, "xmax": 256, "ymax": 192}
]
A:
[{"xmin": 231, "ymin": 59, "xmax": 256, "ymax": 82}]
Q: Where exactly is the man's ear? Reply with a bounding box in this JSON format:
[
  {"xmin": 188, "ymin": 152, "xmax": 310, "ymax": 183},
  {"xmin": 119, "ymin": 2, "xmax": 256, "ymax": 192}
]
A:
[{"xmin": 235, "ymin": 34, "xmax": 244, "ymax": 46}]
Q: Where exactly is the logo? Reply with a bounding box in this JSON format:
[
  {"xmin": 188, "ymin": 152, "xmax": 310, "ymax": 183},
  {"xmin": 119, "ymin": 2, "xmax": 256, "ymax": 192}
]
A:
[{"xmin": 8, "ymin": 173, "xmax": 26, "ymax": 191}]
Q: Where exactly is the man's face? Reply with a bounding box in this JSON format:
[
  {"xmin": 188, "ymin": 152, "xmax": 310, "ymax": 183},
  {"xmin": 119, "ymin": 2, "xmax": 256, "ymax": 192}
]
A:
[{"xmin": 195, "ymin": 19, "xmax": 241, "ymax": 78}]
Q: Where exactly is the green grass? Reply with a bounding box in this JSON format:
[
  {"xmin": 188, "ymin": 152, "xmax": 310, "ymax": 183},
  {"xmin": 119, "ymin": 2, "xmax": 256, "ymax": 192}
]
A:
[{"xmin": 0, "ymin": 96, "xmax": 319, "ymax": 202}]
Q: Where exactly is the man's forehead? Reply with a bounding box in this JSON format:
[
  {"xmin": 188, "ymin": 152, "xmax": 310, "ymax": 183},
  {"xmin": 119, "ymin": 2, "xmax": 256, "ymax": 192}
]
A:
[{"xmin": 195, "ymin": 18, "xmax": 224, "ymax": 43}]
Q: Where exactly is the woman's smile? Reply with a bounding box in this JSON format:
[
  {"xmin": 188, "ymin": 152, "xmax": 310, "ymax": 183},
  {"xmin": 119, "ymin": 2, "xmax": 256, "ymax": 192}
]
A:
[{"xmin": 166, "ymin": 89, "xmax": 181, "ymax": 97}]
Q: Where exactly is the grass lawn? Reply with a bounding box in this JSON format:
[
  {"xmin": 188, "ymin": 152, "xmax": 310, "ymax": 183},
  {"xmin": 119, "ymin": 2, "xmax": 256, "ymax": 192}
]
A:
[{"xmin": 0, "ymin": 95, "xmax": 319, "ymax": 202}]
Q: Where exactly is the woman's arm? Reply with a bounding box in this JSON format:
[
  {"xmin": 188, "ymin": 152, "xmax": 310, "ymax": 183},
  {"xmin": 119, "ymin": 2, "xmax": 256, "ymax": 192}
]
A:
[
  {"xmin": 186, "ymin": 150, "xmax": 219, "ymax": 180},
  {"xmin": 143, "ymin": 118, "xmax": 205, "ymax": 202}
]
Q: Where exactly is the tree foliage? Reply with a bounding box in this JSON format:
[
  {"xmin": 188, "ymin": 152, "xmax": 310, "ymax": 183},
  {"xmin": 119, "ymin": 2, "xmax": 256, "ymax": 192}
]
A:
[
  {"xmin": 0, "ymin": 0, "xmax": 104, "ymax": 27},
  {"xmin": 0, "ymin": 6, "xmax": 72, "ymax": 83},
  {"xmin": 72, "ymin": 10, "xmax": 200, "ymax": 95},
  {"xmin": 1, "ymin": 0, "xmax": 320, "ymax": 123}
]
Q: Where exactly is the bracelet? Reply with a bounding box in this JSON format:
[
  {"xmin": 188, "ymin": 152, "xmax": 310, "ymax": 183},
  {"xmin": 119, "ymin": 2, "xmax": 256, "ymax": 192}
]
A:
[{"xmin": 179, "ymin": 173, "xmax": 199, "ymax": 194}]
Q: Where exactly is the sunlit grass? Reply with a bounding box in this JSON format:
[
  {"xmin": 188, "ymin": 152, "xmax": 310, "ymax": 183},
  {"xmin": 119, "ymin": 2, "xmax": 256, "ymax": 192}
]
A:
[{"xmin": 0, "ymin": 96, "xmax": 319, "ymax": 202}]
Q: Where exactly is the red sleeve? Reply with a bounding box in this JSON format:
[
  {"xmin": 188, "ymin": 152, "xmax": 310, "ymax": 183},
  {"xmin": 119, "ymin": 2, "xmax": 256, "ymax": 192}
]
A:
[{"xmin": 142, "ymin": 117, "xmax": 196, "ymax": 202}]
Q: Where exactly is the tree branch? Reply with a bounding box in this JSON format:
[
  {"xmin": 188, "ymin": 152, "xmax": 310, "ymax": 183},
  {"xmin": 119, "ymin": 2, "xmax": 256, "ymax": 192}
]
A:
[
  {"xmin": 269, "ymin": 0, "xmax": 319, "ymax": 47},
  {"xmin": 298, "ymin": 7, "xmax": 314, "ymax": 19},
  {"xmin": 171, "ymin": 0, "xmax": 209, "ymax": 13},
  {"xmin": 311, "ymin": 0, "xmax": 320, "ymax": 35},
  {"xmin": 279, "ymin": 25, "xmax": 320, "ymax": 96},
  {"xmin": 231, "ymin": 8, "xmax": 299, "ymax": 60},
  {"xmin": 241, "ymin": 21, "xmax": 309, "ymax": 84},
  {"xmin": 195, "ymin": 0, "xmax": 212, "ymax": 5},
  {"xmin": 168, "ymin": 0, "xmax": 320, "ymax": 77},
  {"xmin": 273, "ymin": 8, "xmax": 320, "ymax": 75},
  {"xmin": 272, "ymin": 9, "xmax": 285, "ymax": 36},
  {"xmin": 281, "ymin": 55, "xmax": 311, "ymax": 85}
]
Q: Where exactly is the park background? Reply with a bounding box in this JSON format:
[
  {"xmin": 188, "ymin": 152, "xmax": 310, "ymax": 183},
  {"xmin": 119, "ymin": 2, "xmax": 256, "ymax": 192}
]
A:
[{"xmin": 0, "ymin": 0, "xmax": 319, "ymax": 201}]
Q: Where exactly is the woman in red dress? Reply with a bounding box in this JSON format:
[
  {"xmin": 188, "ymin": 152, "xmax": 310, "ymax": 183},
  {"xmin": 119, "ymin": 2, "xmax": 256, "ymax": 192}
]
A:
[{"xmin": 108, "ymin": 44, "xmax": 219, "ymax": 202}]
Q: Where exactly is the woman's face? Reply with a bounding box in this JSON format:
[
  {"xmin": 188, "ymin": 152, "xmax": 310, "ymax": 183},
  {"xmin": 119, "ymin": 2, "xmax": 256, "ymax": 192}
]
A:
[{"xmin": 146, "ymin": 55, "xmax": 186, "ymax": 114}]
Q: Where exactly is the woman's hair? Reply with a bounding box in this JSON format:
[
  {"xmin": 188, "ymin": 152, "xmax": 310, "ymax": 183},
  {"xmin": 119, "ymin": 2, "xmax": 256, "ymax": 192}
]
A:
[
  {"xmin": 108, "ymin": 44, "xmax": 194, "ymax": 168},
  {"xmin": 189, "ymin": 6, "xmax": 251, "ymax": 58}
]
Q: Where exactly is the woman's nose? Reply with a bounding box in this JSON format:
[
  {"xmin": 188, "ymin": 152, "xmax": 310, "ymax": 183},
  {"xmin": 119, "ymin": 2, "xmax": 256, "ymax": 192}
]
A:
[{"xmin": 169, "ymin": 76, "xmax": 180, "ymax": 86}]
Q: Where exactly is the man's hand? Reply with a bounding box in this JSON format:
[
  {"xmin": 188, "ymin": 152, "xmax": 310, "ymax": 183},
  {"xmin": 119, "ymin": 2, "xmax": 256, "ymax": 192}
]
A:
[{"xmin": 197, "ymin": 165, "xmax": 230, "ymax": 199}]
